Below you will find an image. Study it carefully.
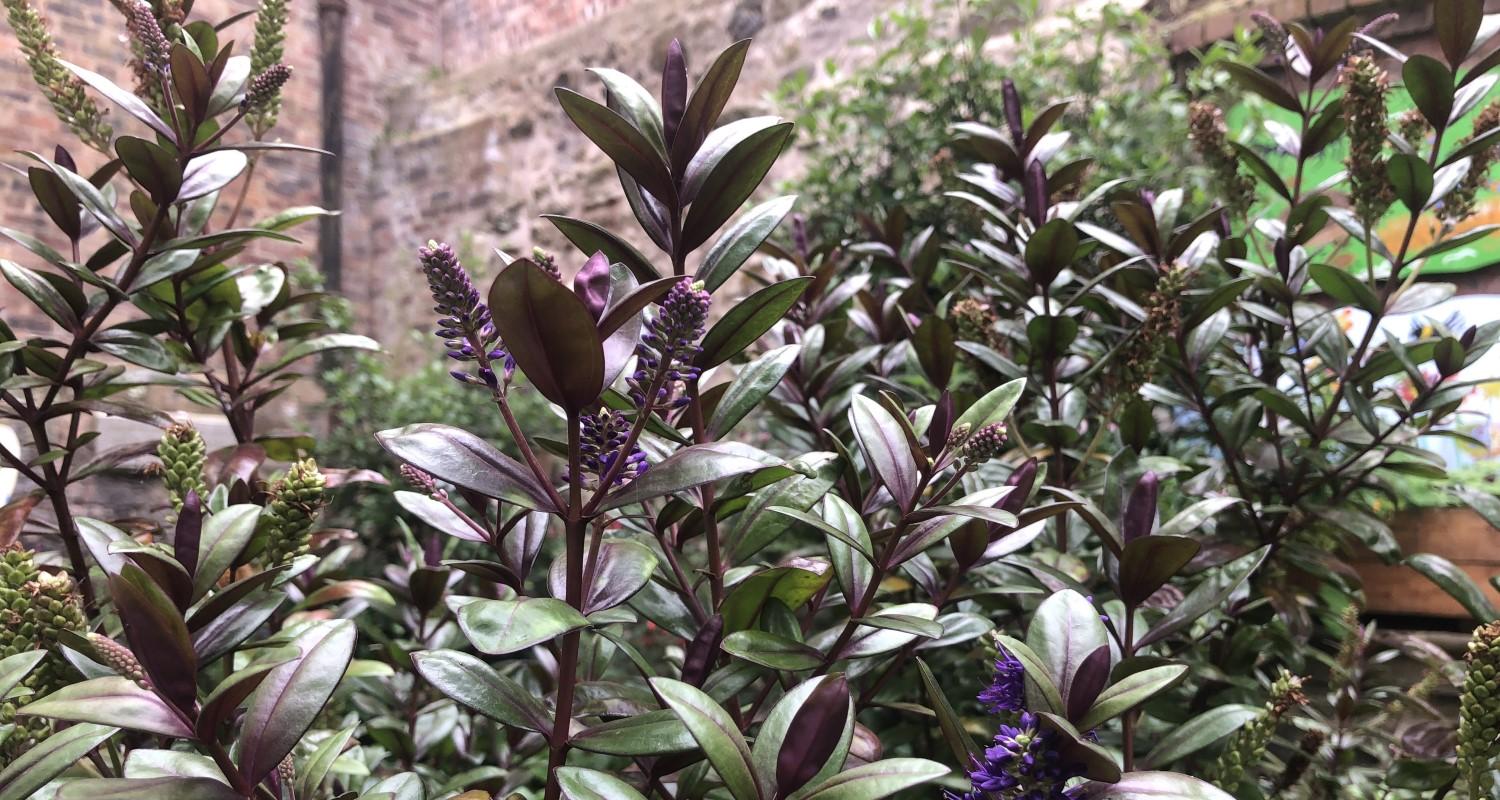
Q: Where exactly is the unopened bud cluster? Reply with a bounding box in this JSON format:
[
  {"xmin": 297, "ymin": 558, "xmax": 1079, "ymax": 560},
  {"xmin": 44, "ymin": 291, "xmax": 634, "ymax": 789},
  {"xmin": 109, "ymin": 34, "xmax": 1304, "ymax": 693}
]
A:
[
  {"xmin": 532, "ymin": 247, "xmax": 563, "ymax": 281},
  {"xmin": 1208, "ymin": 669, "xmax": 1306, "ymax": 791},
  {"xmin": 951, "ymin": 297, "xmax": 1000, "ymax": 350},
  {"xmin": 158, "ymin": 422, "xmax": 208, "ymax": 512},
  {"xmin": 1, "ymin": 547, "xmax": 85, "ymax": 757},
  {"xmin": 1341, "ymin": 55, "xmax": 1395, "ymax": 223},
  {"xmin": 960, "ymin": 422, "xmax": 1008, "ymax": 464},
  {"xmin": 124, "ymin": 0, "xmax": 169, "ymax": 77},
  {"xmin": 1188, "ymin": 102, "xmax": 1255, "ymax": 216},
  {"xmin": 1458, "ymin": 621, "xmax": 1500, "ymax": 795},
  {"xmin": 88, "ymin": 632, "xmax": 147, "ymax": 685},
  {"xmin": 1443, "ymin": 101, "xmax": 1500, "ymax": 224},
  {"xmin": 258, "ymin": 458, "xmax": 328, "ymax": 566},
  {"xmin": 1112, "ymin": 265, "xmax": 1186, "ymax": 397},
  {"xmin": 242, "ymin": 63, "xmax": 292, "ymax": 111},
  {"xmin": 630, "ymin": 278, "xmax": 710, "ymax": 410},
  {"xmin": 3, "ymin": 0, "xmax": 113, "ymax": 150}
]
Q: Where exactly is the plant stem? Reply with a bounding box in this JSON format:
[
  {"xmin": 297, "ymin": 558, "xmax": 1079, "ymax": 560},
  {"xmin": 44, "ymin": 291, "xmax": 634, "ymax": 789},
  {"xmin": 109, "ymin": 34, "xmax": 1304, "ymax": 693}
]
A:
[{"xmin": 545, "ymin": 410, "xmax": 585, "ymax": 800}]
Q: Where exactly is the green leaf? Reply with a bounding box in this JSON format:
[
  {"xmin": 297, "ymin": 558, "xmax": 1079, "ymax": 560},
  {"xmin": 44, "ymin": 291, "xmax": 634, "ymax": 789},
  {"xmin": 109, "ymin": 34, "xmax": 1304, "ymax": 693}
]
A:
[
  {"xmin": 0, "ymin": 722, "xmax": 116, "ymax": 800},
  {"xmin": 192, "ymin": 504, "xmax": 262, "ymax": 598},
  {"xmin": 1118, "ymin": 536, "xmax": 1200, "ymax": 607},
  {"xmin": 1155, "ymin": 498, "xmax": 1243, "ymax": 538},
  {"xmin": 917, "ymin": 658, "xmax": 981, "ymax": 767},
  {"xmin": 1387, "ymin": 152, "xmax": 1435, "ymax": 211},
  {"xmin": 1027, "ymin": 590, "xmax": 1110, "ymax": 708},
  {"xmin": 488, "ymin": 258, "xmax": 606, "ymax": 411},
  {"xmin": 18, "ymin": 677, "xmax": 190, "ymax": 737},
  {"xmin": 376, "ymin": 423, "xmax": 554, "ymax": 510},
  {"xmin": 546, "ymin": 539, "xmax": 658, "ymax": 615},
  {"xmin": 1404, "ymin": 55, "xmax": 1456, "ymax": 129},
  {"xmin": 651, "ymin": 678, "xmax": 761, "ymax": 800},
  {"xmin": 1024, "ymin": 218, "xmax": 1080, "ymax": 281},
  {"xmin": 411, "ymin": 649, "xmax": 552, "ymax": 732},
  {"xmin": 54, "ymin": 779, "xmax": 242, "ymax": 800},
  {"xmin": 572, "ymin": 709, "xmax": 697, "ymax": 756},
  {"xmin": 237, "ymin": 620, "xmax": 356, "ymax": 786},
  {"xmin": 681, "ymin": 121, "xmax": 794, "ymax": 253},
  {"xmin": 1137, "ymin": 546, "xmax": 1269, "ymax": 648},
  {"xmin": 822, "ymin": 495, "xmax": 876, "ymax": 604},
  {"xmin": 0, "ymin": 651, "xmax": 45, "ymax": 699},
  {"xmin": 556, "ymin": 767, "xmax": 650, "ymax": 800},
  {"xmin": 456, "ymin": 597, "xmax": 589, "ymax": 654},
  {"xmin": 2, "ymin": 260, "xmax": 79, "ymax": 330},
  {"xmin": 788, "ymin": 759, "xmax": 949, "ymax": 800},
  {"xmin": 1317, "ymin": 507, "xmax": 1398, "ymax": 563},
  {"xmin": 698, "ymin": 277, "xmax": 812, "ymax": 367},
  {"xmin": 24, "ymin": 152, "xmax": 132, "ymax": 245},
  {"xmin": 261, "ymin": 333, "xmax": 379, "ymax": 375},
  {"xmin": 722, "ymin": 630, "xmax": 824, "ymax": 671},
  {"xmin": 699, "ymin": 195, "xmax": 796, "ymax": 292},
  {"xmin": 195, "ymin": 657, "xmax": 290, "ymax": 741},
  {"xmin": 1222, "ymin": 62, "xmax": 1301, "ymax": 113},
  {"xmin": 840, "ymin": 603, "xmax": 938, "ymax": 658},
  {"xmin": 1405, "ymin": 552, "xmax": 1500, "ymax": 621},
  {"xmin": 954, "ymin": 377, "xmax": 1025, "ymax": 431},
  {"xmin": 122, "ymin": 750, "xmax": 224, "ymax": 781},
  {"xmin": 720, "ymin": 564, "xmax": 833, "ymax": 632},
  {"xmin": 1077, "ymin": 664, "xmax": 1188, "ymax": 730},
  {"xmin": 670, "ymin": 39, "xmax": 751, "ymax": 173},
  {"xmin": 296, "ymin": 724, "xmax": 356, "ymax": 800},
  {"xmin": 544, "ymin": 214, "xmax": 660, "ymax": 283},
  {"xmin": 600, "ymin": 442, "xmax": 780, "ymax": 510},
  {"xmin": 710, "ymin": 344, "xmax": 799, "ymax": 437},
  {"xmin": 1309, "ymin": 263, "xmax": 1379, "ymax": 312},
  {"xmin": 849, "ymin": 395, "xmax": 919, "ymax": 510},
  {"xmin": 590, "ymin": 68, "xmax": 666, "ymax": 155},
  {"xmin": 60, "ymin": 59, "xmax": 173, "ymax": 137},
  {"xmin": 179, "ymin": 151, "xmax": 248, "ymax": 200},
  {"xmin": 1072, "ymin": 771, "xmax": 1235, "ymax": 800},
  {"xmin": 728, "ymin": 455, "xmax": 838, "ymax": 562},
  {"xmin": 1143, "ymin": 704, "xmax": 1259, "ymax": 768},
  {"xmin": 557, "ymin": 88, "xmax": 675, "ymax": 202}
]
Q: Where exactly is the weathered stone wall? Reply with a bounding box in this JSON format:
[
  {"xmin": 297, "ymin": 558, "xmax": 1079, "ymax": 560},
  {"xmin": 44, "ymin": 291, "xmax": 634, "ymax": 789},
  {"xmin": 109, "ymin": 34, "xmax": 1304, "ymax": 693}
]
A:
[{"xmin": 349, "ymin": 0, "xmax": 906, "ymax": 348}]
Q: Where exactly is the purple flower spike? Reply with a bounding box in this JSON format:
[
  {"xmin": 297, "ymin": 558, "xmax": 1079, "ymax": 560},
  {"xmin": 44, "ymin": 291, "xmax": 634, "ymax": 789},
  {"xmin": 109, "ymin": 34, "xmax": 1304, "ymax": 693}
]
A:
[
  {"xmin": 418, "ymin": 241, "xmax": 509, "ymax": 386},
  {"xmin": 629, "ymin": 278, "xmax": 710, "ymax": 409},
  {"xmin": 949, "ymin": 712, "xmax": 1085, "ymax": 800},
  {"xmin": 979, "ymin": 648, "xmax": 1027, "ymax": 715},
  {"xmin": 565, "ymin": 407, "xmax": 649, "ymax": 488}
]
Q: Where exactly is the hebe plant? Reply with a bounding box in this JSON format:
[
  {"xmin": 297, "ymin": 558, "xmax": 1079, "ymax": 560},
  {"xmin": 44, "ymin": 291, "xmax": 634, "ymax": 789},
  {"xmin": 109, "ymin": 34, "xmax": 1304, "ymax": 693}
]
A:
[{"xmin": 1, "ymin": 3, "xmax": 1499, "ymax": 800}]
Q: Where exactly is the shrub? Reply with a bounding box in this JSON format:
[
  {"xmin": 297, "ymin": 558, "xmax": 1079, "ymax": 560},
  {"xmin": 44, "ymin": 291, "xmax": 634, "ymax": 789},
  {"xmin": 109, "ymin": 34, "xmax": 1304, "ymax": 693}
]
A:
[{"xmin": 1, "ymin": 2, "xmax": 1498, "ymax": 800}]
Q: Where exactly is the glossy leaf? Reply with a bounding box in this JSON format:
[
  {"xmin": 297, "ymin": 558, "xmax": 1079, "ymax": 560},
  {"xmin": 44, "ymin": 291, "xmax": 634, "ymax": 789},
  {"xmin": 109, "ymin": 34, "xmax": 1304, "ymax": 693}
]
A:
[
  {"xmin": 54, "ymin": 779, "xmax": 242, "ymax": 800},
  {"xmin": 1026, "ymin": 590, "xmax": 1110, "ymax": 714},
  {"xmin": 954, "ymin": 377, "xmax": 1025, "ymax": 431},
  {"xmin": 698, "ymin": 277, "xmax": 813, "ymax": 367},
  {"xmin": 722, "ymin": 630, "xmax": 824, "ymax": 671},
  {"xmin": 376, "ymin": 423, "xmax": 553, "ymax": 510},
  {"xmin": 60, "ymin": 60, "xmax": 174, "ymax": 137},
  {"xmin": 650, "ymin": 677, "xmax": 761, "ymax": 800},
  {"xmin": 681, "ymin": 121, "xmax": 794, "ymax": 253},
  {"xmin": 1073, "ymin": 772, "xmax": 1234, "ymax": 800},
  {"xmin": 557, "ymin": 88, "xmax": 675, "ymax": 202},
  {"xmin": 1143, "ymin": 704, "xmax": 1259, "ymax": 768},
  {"xmin": 0, "ymin": 722, "xmax": 117, "ymax": 800},
  {"xmin": 237, "ymin": 620, "xmax": 357, "ymax": 785},
  {"xmin": 710, "ymin": 344, "xmax": 800, "ymax": 437},
  {"xmin": 571, "ymin": 709, "xmax": 697, "ymax": 755},
  {"xmin": 411, "ymin": 649, "xmax": 551, "ymax": 732},
  {"xmin": 18, "ymin": 677, "xmax": 191, "ymax": 737},
  {"xmin": 788, "ymin": 758, "xmax": 948, "ymax": 800},
  {"xmin": 456, "ymin": 597, "xmax": 590, "ymax": 654},
  {"xmin": 1406, "ymin": 552, "xmax": 1500, "ymax": 621},
  {"xmin": 556, "ymin": 767, "xmax": 650, "ymax": 800},
  {"xmin": 109, "ymin": 564, "xmax": 196, "ymax": 715},
  {"xmin": 192, "ymin": 504, "xmax": 261, "ymax": 597},
  {"xmin": 849, "ymin": 395, "xmax": 919, "ymax": 510},
  {"xmin": 699, "ymin": 194, "xmax": 796, "ymax": 291},
  {"xmin": 600, "ymin": 442, "xmax": 779, "ymax": 510},
  {"xmin": 754, "ymin": 674, "xmax": 854, "ymax": 795},
  {"xmin": 547, "ymin": 539, "xmax": 658, "ymax": 614},
  {"xmin": 670, "ymin": 39, "xmax": 751, "ymax": 173},
  {"xmin": 545, "ymin": 214, "xmax": 660, "ymax": 283},
  {"xmin": 488, "ymin": 258, "xmax": 606, "ymax": 411},
  {"xmin": 1118, "ymin": 535, "xmax": 1200, "ymax": 607},
  {"xmin": 1077, "ymin": 664, "xmax": 1188, "ymax": 730}
]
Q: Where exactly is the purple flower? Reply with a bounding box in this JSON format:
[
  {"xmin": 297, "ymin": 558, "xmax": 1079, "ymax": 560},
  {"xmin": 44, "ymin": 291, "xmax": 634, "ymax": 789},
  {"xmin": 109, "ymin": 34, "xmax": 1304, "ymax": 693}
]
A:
[
  {"xmin": 565, "ymin": 408, "xmax": 649, "ymax": 488},
  {"xmin": 979, "ymin": 648, "xmax": 1026, "ymax": 714},
  {"xmin": 629, "ymin": 278, "xmax": 710, "ymax": 409},
  {"xmin": 418, "ymin": 241, "xmax": 511, "ymax": 386},
  {"xmin": 949, "ymin": 712, "xmax": 1084, "ymax": 800}
]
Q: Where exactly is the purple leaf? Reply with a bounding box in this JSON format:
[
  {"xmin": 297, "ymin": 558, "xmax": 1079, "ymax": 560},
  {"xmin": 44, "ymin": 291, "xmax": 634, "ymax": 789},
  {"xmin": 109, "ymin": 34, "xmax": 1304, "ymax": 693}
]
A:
[
  {"xmin": 173, "ymin": 490, "xmax": 202, "ymax": 578},
  {"xmin": 681, "ymin": 614, "xmax": 725, "ymax": 687},
  {"xmin": 574, "ymin": 250, "xmax": 612, "ymax": 322},
  {"xmin": 1002, "ymin": 78, "xmax": 1024, "ymax": 145},
  {"xmin": 487, "ymin": 258, "xmax": 605, "ymax": 411},
  {"xmin": 1122, "ymin": 471, "xmax": 1160, "ymax": 544},
  {"xmin": 662, "ymin": 39, "xmax": 688, "ymax": 145},
  {"xmin": 776, "ymin": 674, "xmax": 851, "ymax": 795},
  {"xmin": 109, "ymin": 564, "xmax": 197, "ymax": 717},
  {"xmin": 1067, "ymin": 645, "xmax": 1111, "ymax": 723},
  {"xmin": 237, "ymin": 620, "xmax": 356, "ymax": 787}
]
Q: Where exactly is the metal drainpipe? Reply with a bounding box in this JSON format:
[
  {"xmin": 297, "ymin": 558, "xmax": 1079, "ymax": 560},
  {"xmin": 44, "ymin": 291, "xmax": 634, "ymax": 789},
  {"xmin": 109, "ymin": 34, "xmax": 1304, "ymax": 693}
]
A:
[{"xmin": 317, "ymin": 0, "xmax": 347, "ymax": 291}]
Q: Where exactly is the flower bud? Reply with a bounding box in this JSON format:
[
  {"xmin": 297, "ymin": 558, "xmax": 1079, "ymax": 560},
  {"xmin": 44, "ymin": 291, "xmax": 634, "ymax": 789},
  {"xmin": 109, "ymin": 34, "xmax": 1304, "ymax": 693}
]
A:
[
  {"xmin": 124, "ymin": 0, "xmax": 169, "ymax": 77},
  {"xmin": 88, "ymin": 633, "xmax": 147, "ymax": 686},
  {"xmin": 258, "ymin": 458, "xmax": 328, "ymax": 567},
  {"xmin": 158, "ymin": 422, "xmax": 208, "ymax": 512},
  {"xmin": 241, "ymin": 62, "xmax": 292, "ymax": 111},
  {"xmin": 960, "ymin": 422, "xmax": 1007, "ymax": 464}
]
